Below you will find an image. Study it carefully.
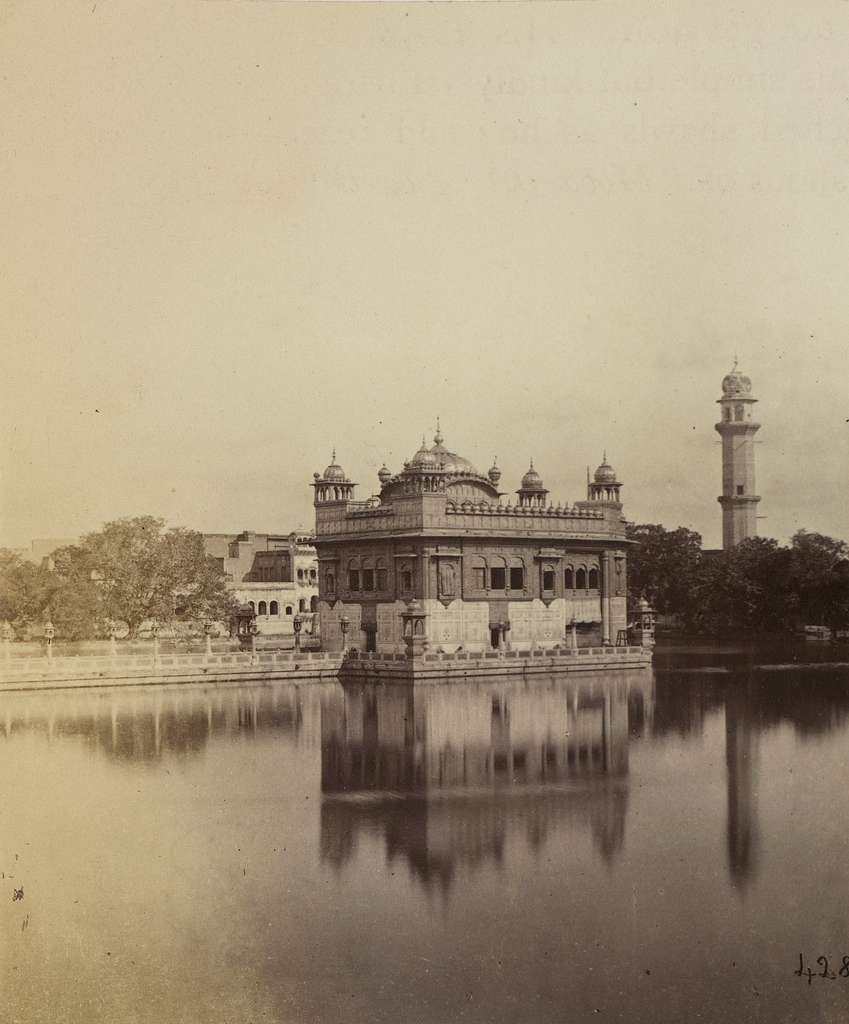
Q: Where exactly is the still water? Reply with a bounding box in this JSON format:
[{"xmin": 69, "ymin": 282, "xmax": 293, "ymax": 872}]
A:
[{"xmin": 2, "ymin": 648, "xmax": 849, "ymax": 1023}]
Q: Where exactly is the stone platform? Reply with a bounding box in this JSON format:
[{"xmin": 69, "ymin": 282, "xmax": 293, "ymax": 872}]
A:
[{"xmin": 338, "ymin": 645, "xmax": 652, "ymax": 684}]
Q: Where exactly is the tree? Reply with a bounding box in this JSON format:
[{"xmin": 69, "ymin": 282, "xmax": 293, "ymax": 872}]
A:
[
  {"xmin": 789, "ymin": 530, "xmax": 849, "ymax": 628},
  {"xmin": 626, "ymin": 523, "xmax": 703, "ymax": 619},
  {"xmin": 63, "ymin": 517, "xmax": 235, "ymax": 638},
  {"xmin": 691, "ymin": 537, "xmax": 796, "ymax": 635},
  {"xmin": 0, "ymin": 549, "xmax": 49, "ymax": 631}
]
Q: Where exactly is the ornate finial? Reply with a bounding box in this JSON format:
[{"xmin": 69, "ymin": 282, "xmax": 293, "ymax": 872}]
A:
[
  {"xmin": 433, "ymin": 417, "xmax": 444, "ymax": 446},
  {"xmin": 331, "ymin": 447, "xmax": 336, "ymax": 461},
  {"xmin": 529, "ymin": 457, "xmax": 534, "ymax": 469},
  {"xmin": 732, "ymin": 354, "xmax": 738, "ymax": 371}
]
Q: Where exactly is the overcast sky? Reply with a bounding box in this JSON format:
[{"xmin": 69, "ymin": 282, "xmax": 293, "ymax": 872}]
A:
[{"xmin": 3, "ymin": 1, "xmax": 847, "ymax": 551}]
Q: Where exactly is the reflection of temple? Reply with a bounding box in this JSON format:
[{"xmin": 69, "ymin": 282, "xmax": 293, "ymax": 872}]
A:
[
  {"xmin": 0, "ymin": 684, "xmax": 315, "ymax": 763},
  {"xmin": 320, "ymin": 672, "xmax": 653, "ymax": 894}
]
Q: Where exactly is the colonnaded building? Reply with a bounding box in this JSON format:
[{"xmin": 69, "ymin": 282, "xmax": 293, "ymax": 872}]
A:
[{"xmin": 312, "ymin": 426, "xmax": 631, "ymax": 654}]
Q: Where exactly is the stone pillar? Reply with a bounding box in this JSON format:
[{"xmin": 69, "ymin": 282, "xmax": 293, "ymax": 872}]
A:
[{"xmin": 601, "ymin": 551, "xmax": 611, "ymax": 646}]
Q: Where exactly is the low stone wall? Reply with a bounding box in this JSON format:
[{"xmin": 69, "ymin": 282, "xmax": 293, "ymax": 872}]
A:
[
  {"xmin": 338, "ymin": 645, "xmax": 652, "ymax": 683},
  {"xmin": 0, "ymin": 644, "xmax": 652, "ymax": 691},
  {"xmin": 0, "ymin": 650, "xmax": 343, "ymax": 692}
]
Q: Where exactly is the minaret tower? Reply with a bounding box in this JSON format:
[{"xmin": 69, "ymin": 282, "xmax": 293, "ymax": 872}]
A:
[{"xmin": 715, "ymin": 360, "xmax": 760, "ymax": 549}]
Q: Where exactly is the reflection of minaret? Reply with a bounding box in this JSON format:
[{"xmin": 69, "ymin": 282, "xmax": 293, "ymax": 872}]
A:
[
  {"xmin": 725, "ymin": 691, "xmax": 759, "ymax": 890},
  {"xmin": 715, "ymin": 359, "xmax": 761, "ymax": 550}
]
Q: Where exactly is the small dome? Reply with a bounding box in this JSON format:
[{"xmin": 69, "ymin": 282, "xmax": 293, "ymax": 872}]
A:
[
  {"xmin": 520, "ymin": 460, "xmax": 545, "ymax": 491},
  {"xmin": 594, "ymin": 453, "xmax": 618, "ymax": 484},
  {"xmin": 721, "ymin": 359, "xmax": 753, "ymax": 397},
  {"xmin": 488, "ymin": 459, "xmax": 501, "ymax": 485},
  {"xmin": 410, "ymin": 439, "xmax": 438, "ymax": 470},
  {"xmin": 378, "ymin": 463, "xmax": 392, "ymax": 485},
  {"xmin": 323, "ymin": 449, "xmax": 347, "ymax": 482}
]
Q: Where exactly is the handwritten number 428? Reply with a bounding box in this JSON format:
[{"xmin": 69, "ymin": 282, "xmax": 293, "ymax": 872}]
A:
[{"xmin": 795, "ymin": 954, "xmax": 849, "ymax": 984}]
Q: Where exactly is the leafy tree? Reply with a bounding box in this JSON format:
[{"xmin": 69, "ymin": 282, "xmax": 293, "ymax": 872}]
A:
[
  {"xmin": 691, "ymin": 538, "xmax": 796, "ymax": 635},
  {"xmin": 57, "ymin": 517, "xmax": 235, "ymax": 638},
  {"xmin": 0, "ymin": 549, "xmax": 48, "ymax": 631},
  {"xmin": 789, "ymin": 530, "xmax": 849, "ymax": 628},
  {"xmin": 626, "ymin": 523, "xmax": 703, "ymax": 618}
]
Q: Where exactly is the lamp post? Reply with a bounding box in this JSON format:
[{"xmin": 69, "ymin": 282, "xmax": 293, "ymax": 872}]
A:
[
  {"xmin": 339, "ymin": 615, "xmax": 350, "ymax": 652},
  {"xmin": 249, "ymin": 619, "xmax": 259, "ymax": 664},
  {"xmin": 151, "ymin": 623, "xmax": 160, "ymax": 667},
  {"xmin": 44, "ymin": 620, "xmax": 55, "ymax": 662},
  {"xmin": 109, "ymin": 623, "xmax": 118, "ymax": 659},
  {"xmin": 204, "ymin": 620, "xmax": 214, "ymax": 660},
  {"xmin": 293, "ymin": 614, "xmax": 303, "ymax": 653}
]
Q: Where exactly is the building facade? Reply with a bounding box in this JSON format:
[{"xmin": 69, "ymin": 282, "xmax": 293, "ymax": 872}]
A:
[
  {"xmin": 203, "ymin": 530, "xmax": 318, "ymax": 637},
  {"xmin": 312, "ymin": 429, "xmax": 631, "ymax": 654},
  {"xmin": 715, "ymin": 361, "xmax": 761, "ymax": 549}
]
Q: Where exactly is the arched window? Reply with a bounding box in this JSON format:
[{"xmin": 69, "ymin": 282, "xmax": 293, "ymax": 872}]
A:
[
  {"xmin": 375, "ymin": 558, "xmax": 387, "ymax": 591},
  {"xmin": 509, "ymin": 557, "xmax": 525, "ymax": 591},
  {"xmin": 270, "ymin": 601, "xmax": 279, "ymax": 615},
  {"xmin": 299, "ymin": 598, "xmax": 307, "ymax": 613},
  {"xmin": 489, "ymin": 556, "xmax": 507, "ymax": 591},
  {"xmin": 588, "ymin": 567, "xmax": 599, "ymax": 590},
  {"xmin": 471, "ymin": 556, "xmax": 487, "ymax": 591},
  {"xmin": 576, "ymin": 567, "xmax": 587, "ymax": 590},
  {"xmin": 362, "ymin": 558, "xmax": 375, "ymax": 592},
  {"xmin": 564, "ymin": 567, "xmax": 574, "ymax": 590},
  {"xmin": 542, "ymin": 564, "xmax": 556, "ymax": 593},
  {"xmin": 310, "ymin": 595, "xmax": 318, "ymax": 612},
  {"xmin": 348, "ymin": 558, "xmax": 360, "ymax": 592},
  {"xmin": 325, "ymin": 571, "xmax": 336, "ymax": 596},
  {"xmin": 734, "ymin": 404, "xmax": 744, "ymax": 421},
  {"xmin": 285, "ymin": 605, "xmax": 293, "ymax": 616},
  {"xmin": 248, "ymin": 601, "xmax": 256, "ymax": 613},
  {"xmin": 258, "ymin": 601, "xmax": 267, "ymax": 616}
]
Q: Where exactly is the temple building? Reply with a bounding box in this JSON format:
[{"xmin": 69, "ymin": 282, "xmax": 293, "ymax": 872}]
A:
[{"xmin": 312, "ymin": 426, "xmax": 631, "ymax": 655}]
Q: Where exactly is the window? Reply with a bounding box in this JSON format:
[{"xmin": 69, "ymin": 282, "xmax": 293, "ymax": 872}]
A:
[
  {"xmin": 542, "ymin": 568, "xmax": 555, "ymax": 592},
  {"xmin": 285, "ymin": 605, "xmax": 293, "ymax": 615},
  {"xmin": 248, "ymin": 601, "xmax": 255, "ymax": 613},
  {"xmin": 376, "ymin": 568, "xmax": 387, "ymax": 590},
  {"xmin": 564, "ymin": 568, "xmax": 574, "ymax": 590},
  {"xmin": 509, "ymin": 567, "xmax": 524, "ymax": 590},
  {"xmin": 588, "ymin": 568, "xmax": 599, "ymax": 590},
  {"xmin": 576, "ymin": 568, "xmax": 587, "ymax": 590},
  {"xmin": 310, "ymin": 595, "xmax": 318, "ymax": 612},
  {"xmin": 472, "ymin": 567, "xmax": 486, "ymax": 590},
  {"xmin": 723, "ymin": 407, "xmax": 731, "ymax": 421},
  {"xmin": 299, "ymin": 598, "xmax": 307, "ymax": 613},
  {"xmin": 309, "ymin": 569, "xmax": 316, "ymax": 581},
  {"xmin": 734, "ymin": 405, "xmax": 744, "ymax": 421},
  {"xmin": 270, "ymin": 601, "xmax": 279, "ymax": 616},
  {"xmin": 349, "ymin": 569, "xmax": 360, "ymax": 591},
  {"xmin": 325, "ymin": 571, "xmax": 336, "ymax": 596},
  {"xmin": 258, "ymin": 601, "xmax": 267, "ymax": 615},
  {"xmin": 400, "ymin": 570, "xmax": 412, "ymax": 592},
  {"xmin": 736, "ymin": 485, "xmax": 744, "ymax": 495},
  {"xmin": 490, "ymin": 566, "xmax": 506, "ymax": 590},
  {"xmin": 362, "ymin": 569, "xmax": 375, "ymax": 592},
  {"xmin": 297, "ymin": 569, "xmax": 304, "ymax": 581}
]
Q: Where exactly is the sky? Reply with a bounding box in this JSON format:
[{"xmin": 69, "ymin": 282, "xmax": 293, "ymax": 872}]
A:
[{"xmin": 2, "ymin": 1, "xmax": 848, "ymax": 551}]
